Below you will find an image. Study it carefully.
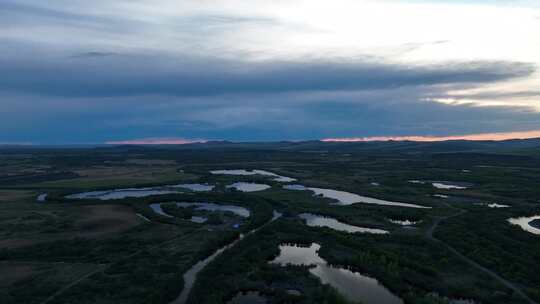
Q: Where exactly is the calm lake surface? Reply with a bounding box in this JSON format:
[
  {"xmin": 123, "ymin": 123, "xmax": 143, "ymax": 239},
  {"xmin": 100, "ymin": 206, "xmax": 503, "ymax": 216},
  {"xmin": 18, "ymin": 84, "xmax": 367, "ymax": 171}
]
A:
[
  {"xmin": 432, "ymin": 182, "xmax": 468, "ymax": 190},
  {"xmin": 176, "ymin": 202, "xmax": 251, "ymax": 218},
  {"xmin": 270, "ymin": 243, "xmax": 403, "ymax": 304},
  {"xmin": 508, "ymin": 215, "xmax": 540, "ymax": 235},
  {"xmin": 67, "ymin": 188, "xmax": 178, "ymax": 200},
  {"xmin": 172, "ymin": 184, "xmax": 214, "ymax": 191},
  {"xmin": 409, "ymin": 180, "xmax": 469, "ymax": 190},
  {"xmin": 299, "ymin": 213, "xmax": 388, "ymax": 234},
  {"xmin": 227, "ymin": 182, "xmax": 271, "ymax": 192},
  {"xmin": 284, "ymin": 185, "xmax": 429, "ymax": 209},
  {"xmin": 210, "ymin": 169, "xmax": 296, "ymax": 182},
  {"xmin": 66, "ymin": 183, "xmax": 213, "ymax": 200},
  {"xmin": 150, "ymin": 202, "xmax": 250, "ymax": 219},
  {"xmin": 487, "ymin": 203, "xmax": 509, "ymax": 208}
]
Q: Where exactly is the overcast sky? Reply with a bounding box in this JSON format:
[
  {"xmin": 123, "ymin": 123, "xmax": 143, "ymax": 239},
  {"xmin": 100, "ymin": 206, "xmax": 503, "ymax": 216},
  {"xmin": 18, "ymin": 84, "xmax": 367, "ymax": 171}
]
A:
[{"xmin": 1, "ymin": 0, "xmax": 539, "ymax": 144}]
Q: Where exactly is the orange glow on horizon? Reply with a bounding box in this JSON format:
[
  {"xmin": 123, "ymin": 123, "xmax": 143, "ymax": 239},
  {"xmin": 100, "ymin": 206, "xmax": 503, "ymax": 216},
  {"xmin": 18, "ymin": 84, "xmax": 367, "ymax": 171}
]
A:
[{"xmin": 321, "ymin": 130, "xmax": 540, "ymax": 142}]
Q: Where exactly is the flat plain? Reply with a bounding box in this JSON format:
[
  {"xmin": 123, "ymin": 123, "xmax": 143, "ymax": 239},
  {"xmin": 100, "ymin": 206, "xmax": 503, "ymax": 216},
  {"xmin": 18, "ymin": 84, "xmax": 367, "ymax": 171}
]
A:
[{"xmin": 1, "ymin": 140, "xmax": 539, "ymax": 304}]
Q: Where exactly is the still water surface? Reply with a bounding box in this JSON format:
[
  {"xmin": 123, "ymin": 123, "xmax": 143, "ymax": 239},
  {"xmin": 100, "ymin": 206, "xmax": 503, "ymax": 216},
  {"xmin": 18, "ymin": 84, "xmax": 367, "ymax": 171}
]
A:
[
  {"xmin": 150, "ymin": 202, "xmax": 250, "ymax": 218},
  {"xmin": 299, "ymin": 213, "xmax": 388, "ymax": 234},
  {"xmin": 508, "ymin": 215, "xmax": 540, "ymax": 235},
  {"xmin": 227, "ymin": 182, "xmax": 271, "ymax": 192},
  {"xmin": 66, "ymin": 183, "xmax": 213, "ymax": 200},
  {"xmin": 284, "ymin": 185, "xmax": 429, "ymax": 209},
  {"xmin": 270, "ymin": 243, "xmax": 403, "ymax": 304}
]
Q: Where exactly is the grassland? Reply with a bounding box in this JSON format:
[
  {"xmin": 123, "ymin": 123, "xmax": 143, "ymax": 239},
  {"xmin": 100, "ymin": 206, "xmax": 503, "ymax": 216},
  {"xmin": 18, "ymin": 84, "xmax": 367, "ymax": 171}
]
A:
[{"xmin": 1, "ymin": 141, "xmax": 539, "ymax": 304}]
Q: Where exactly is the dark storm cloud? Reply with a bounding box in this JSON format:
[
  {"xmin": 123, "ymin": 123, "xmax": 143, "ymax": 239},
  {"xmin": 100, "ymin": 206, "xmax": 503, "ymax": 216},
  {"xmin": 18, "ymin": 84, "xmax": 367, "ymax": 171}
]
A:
[{"xmin": 0, "ymin": 45, "xmax": 534, "ymax": 98}]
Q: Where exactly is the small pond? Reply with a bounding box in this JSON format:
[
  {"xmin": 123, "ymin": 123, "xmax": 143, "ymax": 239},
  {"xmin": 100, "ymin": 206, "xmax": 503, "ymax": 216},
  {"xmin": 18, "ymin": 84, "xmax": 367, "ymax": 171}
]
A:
[
  {"xmin": 299, "ymin": 213, "xmax": 388, "ymax": 234},
  {"xmin": 508, "ymin": 215, "xmax": 540, "ymax": 235},
  {"xmin": 270, "ymin": 243, "xmax": 403, "ymax": 304},
  {"xmin": 176, "ymin": 202, "xmax": 251, "ymax": 218},
  {"xmin": 433, "ymin": 194, "xmax": 449, "ymax": 199},
  {"xmin": 487, "ymin": 203, "xmax": 509, "ymax": 208},
  {"xmin": 36, "ymin": 193, "xmax": 47, "ymax": 202},
  {"xmin": 227, "ymin": 182, "xmax": 271, "ymax": 192},
  {"xmin": 431, "ymin": 182, "xmax": 468, "ymax": 190},
  {"xmin": 284, "ymin": 185, "xmax": 429, "ymax": 209}
]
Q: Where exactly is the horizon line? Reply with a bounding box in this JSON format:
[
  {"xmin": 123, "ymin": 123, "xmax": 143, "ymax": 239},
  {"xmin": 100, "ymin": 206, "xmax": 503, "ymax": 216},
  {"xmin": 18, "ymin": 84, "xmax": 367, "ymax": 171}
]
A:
[{"xmin": 321, "ymin": 130, "xmax": 540, "ymax": 143}]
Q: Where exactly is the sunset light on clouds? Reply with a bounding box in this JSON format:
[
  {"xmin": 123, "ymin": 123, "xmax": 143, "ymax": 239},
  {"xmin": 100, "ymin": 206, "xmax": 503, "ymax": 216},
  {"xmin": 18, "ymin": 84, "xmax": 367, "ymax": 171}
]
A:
[
  {"xmin": 322, "ymin": 130, "xmax": 540, "ymax": 143},
  {"xmin": 1, "ymin": 0, "xmax": 539, "ymax": 144}
]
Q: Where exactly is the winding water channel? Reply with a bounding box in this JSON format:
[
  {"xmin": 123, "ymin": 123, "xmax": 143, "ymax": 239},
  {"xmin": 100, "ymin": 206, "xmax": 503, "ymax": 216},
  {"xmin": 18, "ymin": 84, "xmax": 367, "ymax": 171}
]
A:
[{"xmin": 170, "ymin": 211, "xmax": 282, "ymax": 304}]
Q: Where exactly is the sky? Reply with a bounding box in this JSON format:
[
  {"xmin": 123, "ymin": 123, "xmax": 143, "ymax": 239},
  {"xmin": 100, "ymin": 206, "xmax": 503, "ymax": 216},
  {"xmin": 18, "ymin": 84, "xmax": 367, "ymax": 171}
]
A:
[{"xmin": 1, "ymin": 0, "xmax": 539, "ymax": 144}]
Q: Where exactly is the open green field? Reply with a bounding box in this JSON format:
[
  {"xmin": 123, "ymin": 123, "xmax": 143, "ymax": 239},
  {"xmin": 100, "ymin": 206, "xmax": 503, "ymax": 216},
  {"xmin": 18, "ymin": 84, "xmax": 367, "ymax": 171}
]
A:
[{"xmin": 1, "ymin": 140, "xmax": 540, "ymax": 304}]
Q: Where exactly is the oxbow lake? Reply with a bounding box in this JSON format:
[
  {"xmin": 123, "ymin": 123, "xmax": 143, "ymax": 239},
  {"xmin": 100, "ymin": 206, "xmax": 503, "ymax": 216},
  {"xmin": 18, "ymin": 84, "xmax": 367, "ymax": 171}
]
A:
[
  {"xmin": 284, "ymin": 184, "xmax": 429, "ymax": 209},
  {"xmin": 299, "ymin": 213, "xmax": 388, "ymax": 234},
  {"xmin": 150, "ymin": 202, "xmax": 251, "ymax": 219},
  {"xmin": 66, "ymin": 183, "xmax": 213, "ymax": 200}
]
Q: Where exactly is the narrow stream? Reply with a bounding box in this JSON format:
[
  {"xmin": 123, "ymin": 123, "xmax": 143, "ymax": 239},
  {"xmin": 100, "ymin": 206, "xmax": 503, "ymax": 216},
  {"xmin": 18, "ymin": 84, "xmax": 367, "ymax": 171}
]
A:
[{"xmin": 170, "ymin": 211, "xmax": 282, "ymax": 304}]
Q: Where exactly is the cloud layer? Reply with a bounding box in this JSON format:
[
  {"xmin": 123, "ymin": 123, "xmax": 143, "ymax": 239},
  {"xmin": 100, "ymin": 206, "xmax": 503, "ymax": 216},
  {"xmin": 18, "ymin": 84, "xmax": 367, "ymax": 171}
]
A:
[{"xmin": 1, "ymin": 0, "xmax": 539, "ymax": 143}]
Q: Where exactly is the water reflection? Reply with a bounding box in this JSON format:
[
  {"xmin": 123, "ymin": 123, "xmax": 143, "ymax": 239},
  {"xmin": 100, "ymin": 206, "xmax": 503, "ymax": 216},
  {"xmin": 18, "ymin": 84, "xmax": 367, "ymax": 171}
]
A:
[
  {"xmin": 508, "ymin": 215, "xmax": 540, "ymax": 235},
  {"xmin": 211, "ymin": 169, "xmax": 296, "ymax": 182},
  {"xmin": 270, "ymin": 243, "xmax": 403, "ymax": 304},
  {"xmin": 36, "ymin": 193, "xmax": 47, "ymax": 202},
  {"xmin": 487, "ymin": 203, "xmax": 509, "ymax": 208},
  {"xmin": 172, "ymin": 184, "xmax": 214, "ymax": 192},
  {"xmin": 284, "ymin": 185, "xmax": 429, "ymax": 209},
  {"xmin": 190, "ymin": 216, "xmax": 207, "ymax": 224},
  {"xmin": 150, "ymin": 202, "xmax": 251, "ymax": 219},
  {"xmin": 299, "ymin": 213, "xmax": 389, "ymax": 234},
  {"xmin": 67, "ymin": 188, "xmax": 178, "ymax": 200},
  {"xmin": 149, "ymin": 203, "xmax": 173, "ymax": 218},
  {"xmin": 66, "ymin": 183, "xmax": 213, "ymax": 200},
  {"xmin": 227, "ymin": 182, "xmax": 271, "ymax": 192},
  {"xmin": 388, "ymin": 219, "xmax": 420, "ymax": 226},
  {"xmin": 176, "ymin": 202, "xmax": 250, "ymax": 218},
  {"xmin": 432, "ymin": 182, "xmax": 468, "ymax": 190}
]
